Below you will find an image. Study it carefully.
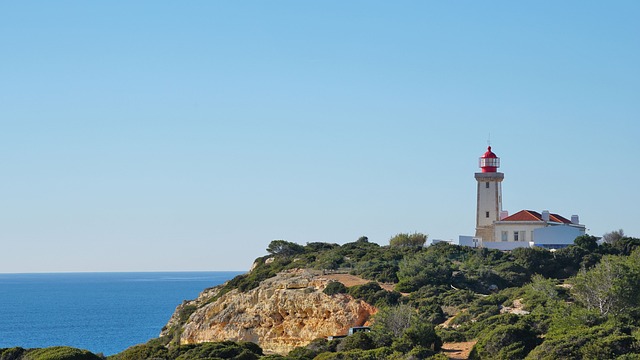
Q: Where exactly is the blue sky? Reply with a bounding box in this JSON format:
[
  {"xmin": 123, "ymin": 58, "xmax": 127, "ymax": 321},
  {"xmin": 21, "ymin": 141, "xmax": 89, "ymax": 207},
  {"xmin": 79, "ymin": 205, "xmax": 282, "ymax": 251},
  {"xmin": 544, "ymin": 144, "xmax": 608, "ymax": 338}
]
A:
[{"xmin": 1, "ymin": 2, "xmax": 639, "ymax": 272}]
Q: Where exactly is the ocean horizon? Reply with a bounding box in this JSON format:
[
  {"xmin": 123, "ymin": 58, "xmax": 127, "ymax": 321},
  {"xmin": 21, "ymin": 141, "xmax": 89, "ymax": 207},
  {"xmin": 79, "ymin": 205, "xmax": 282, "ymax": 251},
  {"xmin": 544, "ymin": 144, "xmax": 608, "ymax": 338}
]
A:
[{"xmin": 0, "ymin": 271, "xmax": 243, "ymax": 355}]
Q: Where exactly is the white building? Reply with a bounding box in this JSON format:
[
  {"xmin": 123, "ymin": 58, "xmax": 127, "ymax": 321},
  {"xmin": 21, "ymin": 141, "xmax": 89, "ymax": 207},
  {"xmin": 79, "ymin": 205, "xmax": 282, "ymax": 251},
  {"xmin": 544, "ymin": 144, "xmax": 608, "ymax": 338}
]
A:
[
  {"xmin": 457, "ymin": 146, "xmax": 586, "ymax": 251},
  {"xmin": 493, "ymin": 209, "xmax": 585, "ymax": 250}
]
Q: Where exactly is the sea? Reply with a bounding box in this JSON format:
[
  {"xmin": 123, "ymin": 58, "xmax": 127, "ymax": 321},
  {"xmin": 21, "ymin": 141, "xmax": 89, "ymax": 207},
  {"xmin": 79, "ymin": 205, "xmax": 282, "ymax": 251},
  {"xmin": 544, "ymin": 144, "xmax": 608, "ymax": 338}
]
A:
[{"xmin": 0, "ymin": 271, "xmax": 243, "ymax": 356}]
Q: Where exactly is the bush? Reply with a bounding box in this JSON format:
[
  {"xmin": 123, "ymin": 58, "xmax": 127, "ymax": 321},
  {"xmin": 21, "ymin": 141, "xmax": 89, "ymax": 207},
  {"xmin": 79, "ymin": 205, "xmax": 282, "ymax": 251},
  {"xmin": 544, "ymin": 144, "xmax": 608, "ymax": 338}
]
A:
[
  {"xmin": 436, "ymin": 327, "xmax": 466, "ymax": 343},
  {"xmin": 392, "ymin": 322, "xmax": 441, "ymax": 354},
  {"xmin": 389, "ymin": 233, "xmax": 427, "ymax": 248},
  {"xmin": 313, "ymin": 347, "xmax": 394, "ymax": 360},
  {"xmin": 0, "ymin": 348, "xmax": 26, "ymax": 360},
  {"xmin": 323, "ymin": 281, "xmax": 347, "ymax": 295},
  {"xmin": 174, "ymin": 341, "xmax": 262, "ymax": 360},
  {"xmin": 347, "ymin": 282, "xmax": 401, "ymax": 306},
  {"xmin": 285, "ymin": 346, "xmax": 320, "ymax": 360},
  {"xmin": 337, "ymin": 332, "xmax": 375, "ymax": 352},
  {"xmin": 24, "ymin": 347, "xmax": 102, "ymax": 360},
  {"xmin": 109, "ymin": 342, "xmax": 169, "ymax": 360},
  {"xmin": 397, "ymin": 251, "xmax": 453, "ymax": 289},
  {"xmin": 406, "ymin": 345, "xmax": 436, "ymax": 359},
  {"xmin": 469, "ymin": 323, "xmax": 539, "ymax": 360},
  {"xmin": 353, "ymin": 260, "xmax": 399, "ymax": 283},
  {"xmin": 441, "ymin": 289, "xmax": 476, "ymax": 308},
  {"xmin": 525, "ymin": 316, "xmax": 636, "ymax": 360}
]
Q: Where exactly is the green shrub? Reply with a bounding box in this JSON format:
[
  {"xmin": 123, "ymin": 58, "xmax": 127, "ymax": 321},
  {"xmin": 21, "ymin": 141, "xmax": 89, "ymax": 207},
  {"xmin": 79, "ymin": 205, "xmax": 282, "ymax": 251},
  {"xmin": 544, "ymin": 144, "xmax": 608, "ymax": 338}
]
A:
[
  {"xmin": 282, "ymin": 346, "xmax": 319, "ymax": 359},
  {"xmin": 108, "ymin": 342, "xmax": 169, "ymax": 360},
  {"xmin": 406, "ymin": 345, "xmax": 436, "ymax": 359},
  {"xmin": 469, "ymin": 323, "xmax": 539, "ymax": 360},
  {"xmin": 391, "ymin": 322, "xmax": 441, "ymax": 354},
  {"xmin": 313, "ymin": 347, "xmax": 394, "ymax": 360},
  {"xmin": 323, "ymin": 281, "xmax": 347, "ymax": 295},
  {"xmin": 0, "ymin": 347, "xmax": 27, "ymax": 360},
  {"xmin": 337, "ymin": 332, "xmax": 375, "ymax": 352},
  {"xmin": 347, "ymin": 282, "xmax": 401, "ymax": 307},
  {"xmin": 389, "ymin": 233, "xmax": 427, "ymax": 248},
  {"xmin": 440, "ymin": 289, "xmax": 476, "ymax": 308},
  {"xmin": 25, "ymin": 347, "xmax": 102, "ymax": 360},
  {"xmin": 525, "ymin": 318, "xmax": 635, "ymax": 360},
  {"xmin": 174, "ymin": 341, "xmax": 262, "ymax": 360},
  {"xmin": 435, "ymin": 327, "xmax": 466, "ymax": 343}
]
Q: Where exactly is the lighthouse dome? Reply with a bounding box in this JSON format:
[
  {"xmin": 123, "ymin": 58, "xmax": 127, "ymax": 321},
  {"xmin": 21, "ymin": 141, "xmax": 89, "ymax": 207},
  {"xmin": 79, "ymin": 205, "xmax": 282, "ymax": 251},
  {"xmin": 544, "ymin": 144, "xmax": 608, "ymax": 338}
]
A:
[
  {"xmin": 479, "ymin": 146, "xmax": 500, "ymax": 172},
  {"xmin": 482, "ymin": 146, "xmax": 497, "ymax": 159}
]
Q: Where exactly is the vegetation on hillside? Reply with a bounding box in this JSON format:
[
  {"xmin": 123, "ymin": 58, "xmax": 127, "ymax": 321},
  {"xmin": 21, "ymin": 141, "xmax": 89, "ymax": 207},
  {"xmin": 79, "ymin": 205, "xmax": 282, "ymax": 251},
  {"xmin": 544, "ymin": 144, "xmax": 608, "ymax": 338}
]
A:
[
  {"xmin": 10, "ymin": 230, "xmax": 640, "ymax": 359},
  {"xmin": 0, "ymin": 346, "xmax": 103, "ymax": 360}
]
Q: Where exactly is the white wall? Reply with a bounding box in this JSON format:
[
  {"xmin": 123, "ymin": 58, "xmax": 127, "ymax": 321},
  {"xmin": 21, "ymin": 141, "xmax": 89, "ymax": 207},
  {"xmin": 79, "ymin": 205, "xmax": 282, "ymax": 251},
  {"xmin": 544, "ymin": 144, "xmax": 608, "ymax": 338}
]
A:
[
  {"xmin": 533, "ymin": 225, "xmax": 585, "ymax": 248},
  {"xmin": 493, "ymin": 222, "xmax": 543, "ymax": 243},
  {"xmin": 480, "ymin": 241, "xmax": 531, "ymax": 251},
  {"xmin": 458, "ymin": 235, "xmax": 480, "ymax": 247},
  {"xmin": 475, "ymin": 173, "xmax": 504, "ymax": 229}
]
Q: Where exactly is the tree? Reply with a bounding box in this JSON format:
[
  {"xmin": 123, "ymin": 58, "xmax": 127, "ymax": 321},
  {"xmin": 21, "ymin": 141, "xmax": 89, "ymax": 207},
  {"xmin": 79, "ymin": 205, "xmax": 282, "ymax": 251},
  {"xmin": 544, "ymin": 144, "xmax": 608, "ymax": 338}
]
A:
[
  {"xmin": 611, "ymin": 237, "xmax": 640, "ymax": 256},
  {"xmin": 371, "ymin": 304, "xmax": 441, "ymax": 354},
  {"xmin": 511, "ymin": 247, "xmax": 558, "ymax": 278},
  {"xmin": 389, "ymin": 233, "xmax": 427, "ymax": 248},
  {"xmin": 522, "ymin": 274, "xmax": 560, "ymax": 309},
  {"xmin": 570, "ymin": 255, "xmax": 640, "ymax": 316},
  {"xmin": 372, "ymin": 304, "xmax": 416, "ymax": 338},
  {"xmin": 574, "ymin": 235, "xmax": 598, "ymax": 252},
  {"xmin": 266, "ymin": 240, "xmax": 305, "ymax": 256},
  {"xmin": 603, "ymin": 229, "xmax": 624, "ymax": 244},
  {"xmin": 305, "ymin": 242, "xmax": 339, "ymax": 252}
]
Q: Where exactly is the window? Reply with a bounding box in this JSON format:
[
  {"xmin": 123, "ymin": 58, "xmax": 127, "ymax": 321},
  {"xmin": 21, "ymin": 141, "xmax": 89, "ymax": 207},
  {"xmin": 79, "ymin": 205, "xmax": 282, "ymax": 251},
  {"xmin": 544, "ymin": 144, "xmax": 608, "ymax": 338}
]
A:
[
  {"xmin": 520, "ymin": 231, "xmax": 526, "ymax": 242},
  {"xmin": 513, "ymin": 231, "xmax": 519, "ymax": 241},
  {"xmin": 501, "ymin": 231, "xmax": 508, "ymax": 242},
  {"xmin": 486, "ymin": 211, "xmax": 490, "ymax": 218},
  {"xmin": 485, "ymin": 182, "xmax": 490, "ymax": 189}
]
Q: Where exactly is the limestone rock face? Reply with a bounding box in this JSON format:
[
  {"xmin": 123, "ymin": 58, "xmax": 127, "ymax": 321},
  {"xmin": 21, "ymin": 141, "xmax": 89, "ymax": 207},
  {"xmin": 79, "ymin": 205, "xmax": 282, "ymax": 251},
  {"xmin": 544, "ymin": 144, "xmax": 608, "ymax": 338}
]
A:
[{"xmin": 173, "ymin": 269, "xmax": 376, "ymax": 354}]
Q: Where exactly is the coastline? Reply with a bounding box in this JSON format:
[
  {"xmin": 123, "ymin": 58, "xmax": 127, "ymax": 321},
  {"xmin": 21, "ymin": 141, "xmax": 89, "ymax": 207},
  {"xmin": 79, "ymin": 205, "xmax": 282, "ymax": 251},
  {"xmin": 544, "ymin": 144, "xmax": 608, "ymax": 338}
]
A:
[{"xmin": 0, "ymin": 271, "xmax": 242, "ymax": 355}]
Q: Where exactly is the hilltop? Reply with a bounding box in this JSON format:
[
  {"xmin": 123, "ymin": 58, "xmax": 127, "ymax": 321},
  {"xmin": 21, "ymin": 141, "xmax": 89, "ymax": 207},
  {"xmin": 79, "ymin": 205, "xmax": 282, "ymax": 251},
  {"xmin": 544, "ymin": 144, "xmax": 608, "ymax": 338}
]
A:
[
  {"xmin": 5, "ymin": 233, "xmax": 640, "ymax": 360},
  {"xmin": 147, "ymin": 233, "xmax": 640, "ymax": 359}
]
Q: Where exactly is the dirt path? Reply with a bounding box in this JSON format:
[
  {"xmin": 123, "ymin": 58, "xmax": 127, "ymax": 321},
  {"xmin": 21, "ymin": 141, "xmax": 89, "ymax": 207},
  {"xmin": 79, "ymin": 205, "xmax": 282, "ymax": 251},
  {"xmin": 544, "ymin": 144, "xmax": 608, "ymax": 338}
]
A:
[
  {"xmin": 322, "ymin": 273, "xmax": 371, "ymax": 287},
  {"xmin": 441, "ymin": 340, "xmax": 477, "ymax": 360},
  {"xmin": 322, "ymin": 273, "xmax": 400, "ymax": 292}
]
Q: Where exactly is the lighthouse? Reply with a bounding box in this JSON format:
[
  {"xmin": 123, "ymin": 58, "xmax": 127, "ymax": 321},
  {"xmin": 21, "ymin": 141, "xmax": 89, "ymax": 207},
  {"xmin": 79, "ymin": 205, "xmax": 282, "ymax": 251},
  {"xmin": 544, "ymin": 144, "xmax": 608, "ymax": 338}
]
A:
[
  {"xmin": 457, "ymin": 146, "xmax": 586, "ymax": 250},
  {"xmin": 475, "ymin": 146, "xmax": 504, "ymax": 242}
]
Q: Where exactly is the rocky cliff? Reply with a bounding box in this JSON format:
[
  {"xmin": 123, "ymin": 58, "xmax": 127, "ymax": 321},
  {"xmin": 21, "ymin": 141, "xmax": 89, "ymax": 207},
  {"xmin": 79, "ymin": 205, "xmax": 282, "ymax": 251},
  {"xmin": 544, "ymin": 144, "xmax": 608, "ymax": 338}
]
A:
[{"xmin": 162, "ymin": 269, "xmax": 376, "ymax": 355}]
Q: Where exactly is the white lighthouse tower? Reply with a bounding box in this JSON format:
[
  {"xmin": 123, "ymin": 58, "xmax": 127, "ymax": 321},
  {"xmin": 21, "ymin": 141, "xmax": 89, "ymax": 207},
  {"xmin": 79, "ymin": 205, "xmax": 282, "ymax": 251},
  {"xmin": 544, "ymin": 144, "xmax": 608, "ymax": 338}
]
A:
[{"xmin": 475, "ymin": 146, "xmax": 504, "ymax": 242}]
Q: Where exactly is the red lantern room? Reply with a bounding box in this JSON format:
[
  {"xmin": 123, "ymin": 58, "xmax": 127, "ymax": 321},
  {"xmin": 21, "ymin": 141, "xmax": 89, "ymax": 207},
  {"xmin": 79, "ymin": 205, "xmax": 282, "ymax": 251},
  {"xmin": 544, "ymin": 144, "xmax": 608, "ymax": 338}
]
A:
[{"xmin": 479, "ymin": 146, "xmax": 500, "ymax": 173}]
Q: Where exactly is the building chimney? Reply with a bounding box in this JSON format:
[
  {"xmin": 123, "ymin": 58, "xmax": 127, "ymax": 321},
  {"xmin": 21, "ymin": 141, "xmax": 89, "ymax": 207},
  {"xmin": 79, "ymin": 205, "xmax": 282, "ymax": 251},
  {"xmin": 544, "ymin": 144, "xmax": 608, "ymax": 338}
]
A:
[
  {"xmin": 500, "ymin": 211, "xmax": 509, "ymax": 220},
  {"xmin": 542, "ymin": 210, "xmax": 550, "ymax": 222},
  {"xmin": 571, "ymin": 215, "xmax": 580, "ymax": 225}
]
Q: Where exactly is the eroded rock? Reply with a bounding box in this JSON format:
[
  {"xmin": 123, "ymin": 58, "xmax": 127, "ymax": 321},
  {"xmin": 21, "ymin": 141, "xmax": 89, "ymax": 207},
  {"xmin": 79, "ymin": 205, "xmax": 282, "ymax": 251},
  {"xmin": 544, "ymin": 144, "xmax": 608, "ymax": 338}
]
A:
[{"xmin": 165, "ymin": 269, "xmax": 376, "ymax": 354}]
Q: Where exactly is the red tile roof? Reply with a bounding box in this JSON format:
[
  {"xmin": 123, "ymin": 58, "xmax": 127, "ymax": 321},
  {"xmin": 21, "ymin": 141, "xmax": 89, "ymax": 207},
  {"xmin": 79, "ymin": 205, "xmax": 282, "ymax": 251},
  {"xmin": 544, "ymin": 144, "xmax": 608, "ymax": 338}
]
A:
[{"xmin": 500, "ymin": 210, "xmax": 573, "ymax": 224}]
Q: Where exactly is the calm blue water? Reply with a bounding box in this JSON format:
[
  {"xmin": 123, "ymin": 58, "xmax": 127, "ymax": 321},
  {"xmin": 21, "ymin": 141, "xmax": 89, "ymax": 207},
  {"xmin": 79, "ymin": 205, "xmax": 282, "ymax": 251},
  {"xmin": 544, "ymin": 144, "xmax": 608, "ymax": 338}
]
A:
[{"xmin": 0, "ymin": 271, "xmax": 242, "ymax": 355}]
